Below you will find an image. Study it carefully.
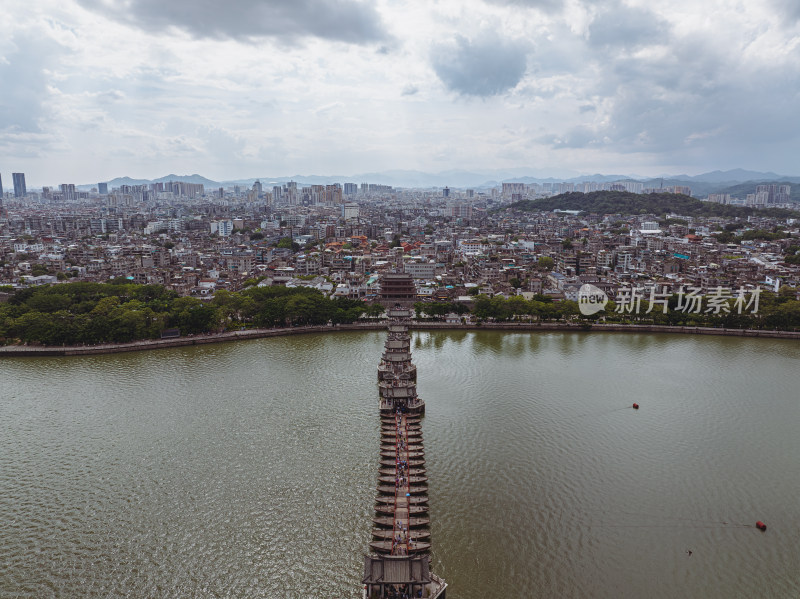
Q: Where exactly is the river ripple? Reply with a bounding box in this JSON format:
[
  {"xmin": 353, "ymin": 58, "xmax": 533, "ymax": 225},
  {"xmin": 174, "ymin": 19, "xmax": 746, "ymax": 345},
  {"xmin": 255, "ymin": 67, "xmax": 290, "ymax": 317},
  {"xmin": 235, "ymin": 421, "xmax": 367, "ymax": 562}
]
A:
[{"xmin": 1, "ymin": 331, "xmax": 798, "ymax": 598}]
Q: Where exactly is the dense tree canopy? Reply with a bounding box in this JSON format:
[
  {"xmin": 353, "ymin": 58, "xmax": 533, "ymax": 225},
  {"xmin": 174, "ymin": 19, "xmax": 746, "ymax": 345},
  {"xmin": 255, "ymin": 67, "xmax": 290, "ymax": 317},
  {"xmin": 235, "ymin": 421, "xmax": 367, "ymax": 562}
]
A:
[
  {"xmin": 508, "ymin": 191, "xmax": 800, "ymax": 218},
  {"xmin": 3, "ymin": 282, "xmax": 800, "ymax": 347},
  {"xmin": 0, "ymin": 282, "xmax": 367, "ymax": 346}
]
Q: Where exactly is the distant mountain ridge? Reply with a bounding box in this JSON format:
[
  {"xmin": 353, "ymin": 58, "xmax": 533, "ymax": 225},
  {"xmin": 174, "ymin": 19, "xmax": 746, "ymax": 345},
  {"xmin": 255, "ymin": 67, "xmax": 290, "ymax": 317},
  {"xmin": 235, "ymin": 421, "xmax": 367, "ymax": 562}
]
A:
[
  {"xmin": 670, "ymin": 169, "xmax": 785, "ymax": 183},
  {"xmin": 77, "ymin": 174, "xmax": 220, "ymax": 190},
  {"xmin": 77, "ymin": 168, "xmax": 800, "ymax": 193}
]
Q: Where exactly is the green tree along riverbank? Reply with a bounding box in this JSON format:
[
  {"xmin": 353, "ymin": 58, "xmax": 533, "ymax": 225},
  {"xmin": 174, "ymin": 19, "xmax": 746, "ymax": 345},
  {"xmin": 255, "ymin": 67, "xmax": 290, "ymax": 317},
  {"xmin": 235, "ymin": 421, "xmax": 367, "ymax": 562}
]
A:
[
  {"xmin": 3, "ymin": 282, "xmax": 800, "ymax": 347},
  {"xmin": 470, "ymin": 289, "xmax": 800, "ymax": 330},
  {"xmin": 0, "ymin": 282, "xmax": 369, "ymax": 346}
]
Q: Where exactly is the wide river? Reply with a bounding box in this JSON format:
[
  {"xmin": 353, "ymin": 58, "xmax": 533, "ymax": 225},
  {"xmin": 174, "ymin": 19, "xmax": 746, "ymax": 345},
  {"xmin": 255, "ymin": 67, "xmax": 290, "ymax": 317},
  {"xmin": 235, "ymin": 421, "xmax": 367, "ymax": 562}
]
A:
[{"xmin": 1, "ymin": 331, "xmax": 799, "ymax": 598}]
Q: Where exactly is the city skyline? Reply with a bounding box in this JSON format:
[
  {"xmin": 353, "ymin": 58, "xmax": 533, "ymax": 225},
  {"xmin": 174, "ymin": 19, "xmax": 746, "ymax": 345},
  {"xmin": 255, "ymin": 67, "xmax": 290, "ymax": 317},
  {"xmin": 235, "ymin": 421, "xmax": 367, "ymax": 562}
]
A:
[
  {"xmin": 2, "ymin": 0, "xmax": 800, "ymax": 184},
  {"xmin": 2, "ymin": 166, "xmax": 799, "ymax": 195}
]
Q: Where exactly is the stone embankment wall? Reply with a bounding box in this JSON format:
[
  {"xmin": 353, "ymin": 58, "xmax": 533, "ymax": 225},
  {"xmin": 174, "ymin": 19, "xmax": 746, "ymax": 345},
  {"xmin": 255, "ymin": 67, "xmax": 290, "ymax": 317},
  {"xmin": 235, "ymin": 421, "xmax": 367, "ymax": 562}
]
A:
[
  {"xmin": 415, "ymin": 322, "xmax": 800, "ymax": 338},
  {"xmin": 1, "ymin": 322, "xmax": 798, "ymax": 357}
]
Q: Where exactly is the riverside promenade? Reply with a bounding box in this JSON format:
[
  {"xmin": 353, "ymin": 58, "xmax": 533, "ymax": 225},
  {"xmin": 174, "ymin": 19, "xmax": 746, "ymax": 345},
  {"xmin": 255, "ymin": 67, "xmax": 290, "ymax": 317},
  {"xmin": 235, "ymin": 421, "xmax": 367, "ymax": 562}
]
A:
[{"xmin": 1, "ymin": 321, "xmax": 798, "ymax": 357}]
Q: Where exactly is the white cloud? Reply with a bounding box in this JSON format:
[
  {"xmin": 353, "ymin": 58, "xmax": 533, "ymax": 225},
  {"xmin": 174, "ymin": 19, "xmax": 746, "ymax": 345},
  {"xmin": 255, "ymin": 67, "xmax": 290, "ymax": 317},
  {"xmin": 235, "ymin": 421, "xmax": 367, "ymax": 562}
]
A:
[{"xmin": 1, "ymin": 0, "xmax": 800, "ymax": 185}]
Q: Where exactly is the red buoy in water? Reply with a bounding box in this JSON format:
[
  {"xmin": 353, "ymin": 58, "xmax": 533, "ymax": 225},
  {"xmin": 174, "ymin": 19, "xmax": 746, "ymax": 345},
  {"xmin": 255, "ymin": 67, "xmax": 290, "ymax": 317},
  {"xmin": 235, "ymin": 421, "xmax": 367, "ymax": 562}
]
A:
[
  {"xmin": 632, "ymin": 403, "xmax": 639, "ymax": 410},
  {"xmin": 756, "ymin": 521, "xmax": 767, "ymax": 531}
]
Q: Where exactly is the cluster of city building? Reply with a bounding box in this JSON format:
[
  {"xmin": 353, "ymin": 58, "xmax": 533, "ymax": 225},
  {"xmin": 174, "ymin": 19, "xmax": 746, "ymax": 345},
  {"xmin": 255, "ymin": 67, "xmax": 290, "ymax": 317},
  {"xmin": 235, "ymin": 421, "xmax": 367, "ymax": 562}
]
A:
[
  {"xmin": 707, "ymin": 184, "xmax": 792, "ymax": 207},
  {"xmin": 501, "ymin": 180, "xmax": 692, "ymax": 200},
  {"xmin": 1, "ymin": 171, "xmax": 798, "ymax": 307}
]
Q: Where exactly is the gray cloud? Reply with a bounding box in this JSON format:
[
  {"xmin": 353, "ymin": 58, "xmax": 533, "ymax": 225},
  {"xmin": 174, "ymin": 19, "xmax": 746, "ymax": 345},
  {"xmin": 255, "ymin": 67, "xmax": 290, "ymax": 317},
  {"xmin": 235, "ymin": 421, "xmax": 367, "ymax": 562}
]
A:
[
  {"xmin": 431, "ymin": 34, "xmax": 528, "ymax": 97},
  {"xmin": 609, "ymin": 35, "xmax": 728, "ymax": 95},
  {"xmin": 544, "ymin": 29, "xmax": 800, "ymax": 167},
  {"xmin": 588, "ymin": 4, "xmax": 670, "ymax": 49},
  {"xmin": 483, "ymin": 0, "xmax": 620, "ymax": 12},
  {"xmin": 483, "ymin": 0, "xmax": 563, "ymax": 11},
  {"xmin": 75, "ymin": 0, "xmax": 389, "ymax": 44},
  {"xmin": 528, "ymin": 31, "xmax": 589, "ymax": 76},
  {"xmin": 540, "ymin": 125, "xmax": 604, "ymax": 149},
  {"xmin": 97, "ymin": 90, "xmax": 126, "ymax": 104},
  {"xmin": 0, "ymin": 34, "xmax": 64, "ymax": 133},
  {"xmin": 770, "ymin": 0, "xmax": 800, "ymax": 21},
  {"xmin": 401, "ymin": 84, "xmax": 419, "ymax": 96}
]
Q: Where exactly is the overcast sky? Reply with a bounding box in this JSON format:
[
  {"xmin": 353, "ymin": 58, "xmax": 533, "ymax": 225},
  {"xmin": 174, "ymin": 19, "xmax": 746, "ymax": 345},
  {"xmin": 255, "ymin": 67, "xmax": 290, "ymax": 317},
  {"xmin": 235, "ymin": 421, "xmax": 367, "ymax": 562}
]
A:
[{"xmin": 1, "ymin": 0, "xmax": 799, "ymax": 186}]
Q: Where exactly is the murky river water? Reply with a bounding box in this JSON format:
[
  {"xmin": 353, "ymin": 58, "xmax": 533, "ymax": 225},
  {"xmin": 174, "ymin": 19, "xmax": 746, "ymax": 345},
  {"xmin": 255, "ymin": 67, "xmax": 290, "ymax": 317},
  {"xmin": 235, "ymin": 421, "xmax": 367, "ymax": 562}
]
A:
[{"xmin": 1, "ymin": 331, "xmax": 799, "ymax": 598}]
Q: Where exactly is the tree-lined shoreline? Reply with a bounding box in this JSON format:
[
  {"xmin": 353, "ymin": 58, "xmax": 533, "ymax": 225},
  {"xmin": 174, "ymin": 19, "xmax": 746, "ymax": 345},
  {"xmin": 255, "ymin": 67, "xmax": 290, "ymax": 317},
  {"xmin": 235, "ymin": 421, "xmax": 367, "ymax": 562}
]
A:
[
  {"xmin": 2, "ymin": 281, "xmax": 800, "ymax": 352},
  {"xmin": 0, "ymin": 281, "xmax": 375, "ymax": 346}
]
